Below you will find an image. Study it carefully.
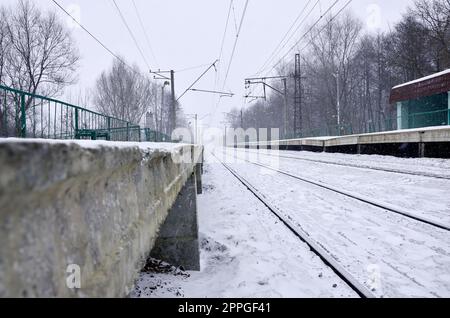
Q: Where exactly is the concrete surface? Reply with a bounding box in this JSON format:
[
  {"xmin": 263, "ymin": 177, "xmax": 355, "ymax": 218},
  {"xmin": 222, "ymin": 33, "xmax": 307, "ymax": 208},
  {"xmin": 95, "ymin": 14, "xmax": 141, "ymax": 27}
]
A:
[
  {"xmin": 0, "ymin": 139, "xmax": 202, "ymax": 298},
  {"xmin": 150, "ymin": 172, "xmax": 200, "ymax": 271}
]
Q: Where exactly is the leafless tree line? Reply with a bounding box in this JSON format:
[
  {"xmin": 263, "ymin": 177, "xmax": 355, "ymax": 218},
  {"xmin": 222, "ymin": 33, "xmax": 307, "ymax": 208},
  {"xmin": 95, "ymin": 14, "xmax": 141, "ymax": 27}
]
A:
[
  {"xmin": 0, "ymin": 0, "xmax": 79, "ymax": 136},
  {"xmin": 91, "ymin": 57, "xmax": 189, "ymax": 137},
  {"xmin": 0, "ymin": 0, "xmax": 187, "ymax": 138},
  {"xmin": 229, "ymin": 0, "xmax": 450, "ymax": 137}
]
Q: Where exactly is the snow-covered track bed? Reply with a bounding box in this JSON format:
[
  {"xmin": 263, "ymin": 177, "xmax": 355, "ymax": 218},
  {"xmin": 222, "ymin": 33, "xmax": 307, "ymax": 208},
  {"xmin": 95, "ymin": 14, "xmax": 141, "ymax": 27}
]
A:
[
  {"xmin": 217, "ymin": 149, "xmax": 450, "ymax": 297},
  {"xmin": 238, "ymin": 148, "xmax": 450, "ymax": 180},
  {"xmin": 231, "ymin": 148, "xmax": 450, "ymax": 227},
  {"xmin": 231, "ymin": 153, "xmax": 449, "ymax": 231},
  {"xmin": 211, "ymin": 152, "xmax": 376, "ymax": 298}
]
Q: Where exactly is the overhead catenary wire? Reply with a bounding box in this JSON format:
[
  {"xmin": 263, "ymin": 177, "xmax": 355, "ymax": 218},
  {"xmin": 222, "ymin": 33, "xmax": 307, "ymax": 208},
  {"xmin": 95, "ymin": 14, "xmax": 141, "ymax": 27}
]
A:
[
  {"xmin": 111, "ymin": 0, "xmax": 152, "ymax": 70},
  {"xmin": 221, "ymin": 0, "xmax": 250, "ymax": 90},
  {"xmin": 215, "ymin": 0, "xmax": 234, "ymax": 89},
  {"xmin": 51, "ymin": 0, "xmax": 147, "ymax": 80},
  {"xmin": 267, "ymin": 0, "xmax": 342, "ymax": 75},
  {"xmin": 257, "ymin": 0, "xmax": 341, "ymax": 79},
  {"xmin": 255, "ymin": 0, "xmax": 316, "ymax": 76},
  {"xmin": 298, "ymin": 0, "xmax": 353, "ymax": 53},
  {"xmin": 131, "ymin": 0, "xmax": 159, "ymax": 68},
  {"xmin": 245, "ymin": 1, "xmax": 353, "ymax": 115},
  {"xmin": 176, "ymin": 63, "xmax": 213, "ymax": 73},
  {"xmin": 210, "ymin": 0, "xmax": 250, "ymax": 126},
  {"xmin": 275, "ymin": 0, "xmax": 353, "ymax": 75},
  {"xmin": 177, "ymin": 60, "xmax": 219, "ymax": 102}
]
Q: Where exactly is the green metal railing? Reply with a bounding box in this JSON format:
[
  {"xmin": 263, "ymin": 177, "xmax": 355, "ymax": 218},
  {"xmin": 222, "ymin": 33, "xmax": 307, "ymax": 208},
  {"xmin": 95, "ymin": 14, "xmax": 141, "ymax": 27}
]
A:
[
  {"xmin": 141, "ymin": 128, "xmax": 171, "ymax": 143},
  {"xmin": 0, "ymin": 84, "xmax": 169, "ymax": 142},
  {"xmin": 291, "ymin": 109, "xmax": 449, "ymax": 139}
]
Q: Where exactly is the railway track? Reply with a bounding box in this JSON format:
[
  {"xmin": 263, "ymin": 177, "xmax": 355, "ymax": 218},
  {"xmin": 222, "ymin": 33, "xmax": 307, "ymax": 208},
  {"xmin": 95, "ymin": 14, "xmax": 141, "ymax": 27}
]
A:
[
  {"xmin": 235, "ymin": 148, "xmax": 450, "ymax": 181},
  {"xmin": 213, "ymin": 149, "xmax": 450, "ymax": 297},
  {"xmin": 211, "ymin": 151, "xmax": 376, "ymax": 298},
  {"xmin": 224, "ymin": 149, "xmax": 450, "ymax": 232}
]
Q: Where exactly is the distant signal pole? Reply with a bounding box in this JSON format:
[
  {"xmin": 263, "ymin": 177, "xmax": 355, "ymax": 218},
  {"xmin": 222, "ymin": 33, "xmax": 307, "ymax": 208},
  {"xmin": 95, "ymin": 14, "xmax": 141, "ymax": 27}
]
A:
[
  {"xmin": 294, "ymin": 53, "xmax": 302, "ymax": 137},
  {"xmin": 150, "ymin": 69, "xmax": 176, "ymax": 134},
  {"xmin": 244, "ymin": 75, "xmax": 289, "ymax": 138}
]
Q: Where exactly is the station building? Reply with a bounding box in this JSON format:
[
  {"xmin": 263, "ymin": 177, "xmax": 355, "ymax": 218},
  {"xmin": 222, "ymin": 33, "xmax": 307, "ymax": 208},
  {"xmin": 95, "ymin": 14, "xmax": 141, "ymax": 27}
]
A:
[{"xmin": 390, "ymin": 69, "xmax": 450, "ymax": 130}]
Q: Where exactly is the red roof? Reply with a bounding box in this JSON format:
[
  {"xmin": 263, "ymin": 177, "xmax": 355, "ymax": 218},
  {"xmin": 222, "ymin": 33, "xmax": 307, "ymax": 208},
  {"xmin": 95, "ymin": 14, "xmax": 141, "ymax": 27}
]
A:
[{"xmin": 389, "ymin": 69, "xmax": 450, "ymax": 104}]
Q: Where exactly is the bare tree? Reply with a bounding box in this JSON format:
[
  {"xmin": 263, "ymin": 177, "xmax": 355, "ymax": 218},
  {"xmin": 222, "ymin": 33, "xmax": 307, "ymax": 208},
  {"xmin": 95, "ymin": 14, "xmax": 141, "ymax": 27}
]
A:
[
  {"xmin": 93, "ymin": 58, "xmax": 156, "ymax": 125},
  {"xmin": 305, "ymin": 12, "xmax": 362, "ymax": 130},
  {"xmin": 411, "ymin": 0, "xmax": 450, "ymax": 70},
  {"xmin": 2, "ymin": 0, "xmax": 79, "ymax": 96},
  {"xmin": 0, "ymin": 8, "xmax": 9, "ymax": 85},
  {"xmin": 0, "ymin": 0, "xmax": 79, "ymax": 136}
]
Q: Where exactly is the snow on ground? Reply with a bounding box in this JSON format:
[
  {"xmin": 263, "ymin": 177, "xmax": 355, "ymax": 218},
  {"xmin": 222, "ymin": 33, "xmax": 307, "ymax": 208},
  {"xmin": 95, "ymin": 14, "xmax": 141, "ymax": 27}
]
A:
[
  {"xmin": 132, "ymin": 152, "xmax": 358, "ymax": 298},
  {"xmin": 240, "ymin": 147, "xmax": 450, "ymax": 176},
  {"xmin": 231, "ymin": 148, "xmax": 450, "ymax": 226},
  {"xmin": 220, "ymin": 149, "xmax": 450, "ymax": 297}
]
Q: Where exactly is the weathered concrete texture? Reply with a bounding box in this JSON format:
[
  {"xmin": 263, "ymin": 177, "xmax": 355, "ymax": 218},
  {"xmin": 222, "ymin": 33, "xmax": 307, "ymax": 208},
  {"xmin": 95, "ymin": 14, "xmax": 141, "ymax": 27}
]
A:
[
  {"xmin": 150, "ymin": 172, "xmax": 200, "ymax": 271},
  {"xmin": 0, "ymin": 140, "xmax": 202, "ymax": 298}
]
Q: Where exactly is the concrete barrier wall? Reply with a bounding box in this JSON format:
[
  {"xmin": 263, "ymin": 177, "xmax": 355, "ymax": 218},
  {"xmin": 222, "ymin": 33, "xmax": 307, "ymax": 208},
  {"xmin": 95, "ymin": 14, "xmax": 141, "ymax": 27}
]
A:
[{"xmin": 0, "ymin": 139, "xmax": 202, "ymax": 298}]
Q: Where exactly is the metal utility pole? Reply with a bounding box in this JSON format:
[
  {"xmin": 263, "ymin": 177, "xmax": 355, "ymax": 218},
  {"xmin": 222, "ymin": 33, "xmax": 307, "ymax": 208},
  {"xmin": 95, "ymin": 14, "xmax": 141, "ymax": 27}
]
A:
[
  {"xmin": 223, "ymin": 111, "xmax": 243, "ymax": 128},
  {"xmin": 150, "ymin": 70, "xmax": 176, "ymax": 134},
  {"xmin": 282, "ymin": 78, "xmax": 288, "ymax": 138},
  {"xmin": 332, "ymin": 68, "xmax": 341, "ymax": 135},
  {"xmin": 244, "ymin": 75, "xmax": 289, "ymax": 138},
  {"xmin": 220, "ymin": 121, "xmax": 228, "ymax": 147},
  {"xmin": 170, "ymin": 70, "xmax": 176, "ymax": 133},
  {"xmin": 335, "ymin": 70, "xmax": 341, "ymax": 128},
  {"xmin": 161, "ymin": 85, "xmax": 165, "ymax": 132},
  {"xmin": 294, "ymin": 53, "xmax": 302, "ymax": 137}
]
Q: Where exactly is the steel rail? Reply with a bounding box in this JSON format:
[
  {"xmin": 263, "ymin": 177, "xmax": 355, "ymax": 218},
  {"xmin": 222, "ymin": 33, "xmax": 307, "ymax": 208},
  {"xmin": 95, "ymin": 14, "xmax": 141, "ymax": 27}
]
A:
[
  {"xmin": 236, "ymin": 148, "xmax": 450, "ymax": 181},
  {"xmin": 211, "ymin": 150, "xmax": 376, "ymax": 298},
  {"xmin": 227, "ymin": 150, "xmax": 450, "ymax": 232}
]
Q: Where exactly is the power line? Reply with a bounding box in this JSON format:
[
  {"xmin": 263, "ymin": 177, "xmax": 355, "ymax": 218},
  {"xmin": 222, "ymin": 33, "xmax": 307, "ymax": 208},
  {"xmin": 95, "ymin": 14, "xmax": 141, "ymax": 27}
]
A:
[
  {"xmin": 177, "ymin": 60, "xmax": 219, "ymax": 102},
  {"xmin": 111, "ymin": 0, "xmax": 151, "ymax": 70},
  {"xmin": 51, "ymin": 0, "xmax": 142, "ymax": 77},
  {"xmin": 221, "ymin": 0, "xmax": 250, "ymax": 90},
  {"xmin": 215, "ymin": 1, "xmax": 234, "ymax": 82},
  {"xmin": 210, "ymin": 0, "xmax": 250, "ymax": 125},
  {"xmin": 256, "ymin": 0, "xmax": 320, "ymax": 77},
  {"xmin": 232, "ymin": 1, "xmax": 239, "ymax": 35},
  {"xmin": 176, "ymin": 63, "xmax": 212, "ymax": 73},
  {"xmin": 266, "ymin": 0, "xmax": 342, "ymax": 76},
  {"xmin": 298, "ymin": 0, "xmax": 353, "ymax": 52},
  {"xmin": 281, "ymin": 0, "xmax": 353, "ymax": 72},
  {"xmin": 131, "ymin": 0, "xmax": 159, "ymax": 68}
]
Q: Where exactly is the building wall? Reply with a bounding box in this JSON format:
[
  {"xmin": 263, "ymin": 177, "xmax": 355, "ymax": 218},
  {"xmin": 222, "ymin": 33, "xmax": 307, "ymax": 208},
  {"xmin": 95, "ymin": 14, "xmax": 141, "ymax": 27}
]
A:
[{"xmin": 398, "ymin": 93, "xmax": 449, "ymax": 130}]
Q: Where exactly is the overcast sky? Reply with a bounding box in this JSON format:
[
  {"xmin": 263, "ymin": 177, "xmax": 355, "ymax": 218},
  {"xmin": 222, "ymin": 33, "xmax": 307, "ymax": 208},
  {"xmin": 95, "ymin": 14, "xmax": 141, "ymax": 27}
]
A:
[{"xmin": 2, "ymin": 0, "xmax": 415, "ymax": 128}]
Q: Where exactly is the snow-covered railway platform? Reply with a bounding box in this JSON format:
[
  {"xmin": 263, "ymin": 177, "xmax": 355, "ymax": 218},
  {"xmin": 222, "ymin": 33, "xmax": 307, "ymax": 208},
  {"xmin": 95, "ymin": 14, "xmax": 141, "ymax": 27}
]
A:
[{"xmin": 238, "ymin": 126, "xmax": 450, "ymax": 158}]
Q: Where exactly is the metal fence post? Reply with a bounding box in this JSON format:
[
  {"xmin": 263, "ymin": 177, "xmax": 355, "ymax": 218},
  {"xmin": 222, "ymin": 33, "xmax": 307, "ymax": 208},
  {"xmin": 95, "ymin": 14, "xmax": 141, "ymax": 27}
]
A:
[
  {"xmin": 20, "ymin": 93, "xmax": 26, "ymax": 138},
  {"xmin": 107, "ymin": 117, "xmax": 111, "ymax": 140},
  {"xmin": 74, "ymin": 108, "xmax": 79, "ymax": 139},
  {"xmin": 126, "ymin": 122, "xmax": 130, "ymax": 141},
  {"xmin": 3, "ymin": 90, "xmax": 7, "ymax": 137}
]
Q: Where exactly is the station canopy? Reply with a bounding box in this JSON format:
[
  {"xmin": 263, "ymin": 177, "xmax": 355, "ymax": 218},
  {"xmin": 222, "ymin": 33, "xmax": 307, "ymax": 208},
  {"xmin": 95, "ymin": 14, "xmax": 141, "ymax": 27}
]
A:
[{"xmin": 390, "ymin": 69, "xmax": 450, "ymax": 104}]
